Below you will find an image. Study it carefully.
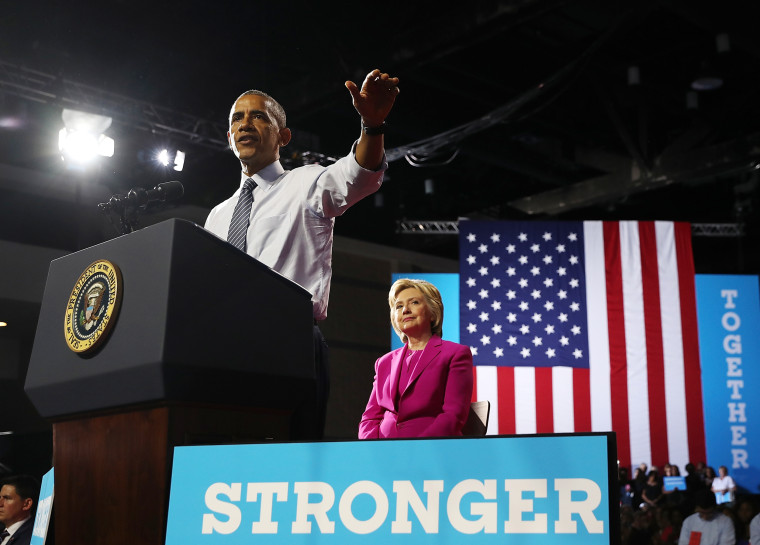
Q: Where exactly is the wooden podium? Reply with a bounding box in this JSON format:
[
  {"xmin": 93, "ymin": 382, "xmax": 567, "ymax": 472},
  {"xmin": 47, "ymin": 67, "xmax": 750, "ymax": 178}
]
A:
[{"xmin": 24, "ymin": 219, "xmax": 315, "ymax": 545}]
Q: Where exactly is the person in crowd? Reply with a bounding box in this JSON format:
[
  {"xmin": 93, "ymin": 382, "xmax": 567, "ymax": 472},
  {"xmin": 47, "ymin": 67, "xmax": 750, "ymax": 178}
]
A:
[
  {"xmin": 656, "ymin": 506, "xmax": 683, "ymax": 545},
  {"xmin": 662, "ymin": 463, "xmax": 686, "ymax": 509},
  {"xmin": 642, "ymin": 470, "xmax": 665, "ymax": 509},
  {"xmin": 678, "ymin": 489, "xmax": 736, "ymax": 545},
  {"xmin": 620, "ymin": 466, "xmax": 635, "ymax": 508},
  {"xmin": 0, "ymin": 474, "xmax": 39, "ymax": 545},
  {"xmin": 712, "ymin": 466, "xmax": 737, "ymax": 506},
  {"xmin": 358, "ymin": 278, "xmax": 473, "ymax": 438},
  {"xmin": 733, "ymin": 498, "xmax": 757, "ymax": 545},
  {"xmin": 686, "ymin": 462, "xmax": 707, "ymax": 494},
  {"xmin": 633, "ymin": 464, "xmax": 649, "ymax": 509},
  {"xmin": 749, "ymin": 511, "xmax": 760, "ymax": 545},
  {"xmin": 630, "ymin": 507, "xmax": 656, "ymax": 545},
  {"xmin": 705, "ymin": 466, "xmax": 718, "ymax": 488},
  {"xmin": 204, "ymin": 69, "xmax": 399, "ymax": 439}
]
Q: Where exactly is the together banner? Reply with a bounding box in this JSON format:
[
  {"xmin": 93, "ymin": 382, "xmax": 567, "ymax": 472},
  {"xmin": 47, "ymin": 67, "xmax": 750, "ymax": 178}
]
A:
[
  {"xmin": 165, "ymin": 434, "xmax": 616, "ymax": 544},
  {"xmin": 696, "ymin": 274, "xmax": 760, "ymax": 493}
]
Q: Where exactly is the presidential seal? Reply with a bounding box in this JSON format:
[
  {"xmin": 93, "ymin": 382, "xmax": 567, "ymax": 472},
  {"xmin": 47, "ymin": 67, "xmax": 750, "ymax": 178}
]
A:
[{"xmin": 64, "ymin": 259, "xmax": 123, "ymax": 353}]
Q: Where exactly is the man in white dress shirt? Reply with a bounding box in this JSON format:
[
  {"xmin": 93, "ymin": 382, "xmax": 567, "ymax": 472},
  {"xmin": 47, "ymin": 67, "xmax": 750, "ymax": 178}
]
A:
[{"xmin": 205, "ymin": 69, "xmax": 400, "ymax": 438}]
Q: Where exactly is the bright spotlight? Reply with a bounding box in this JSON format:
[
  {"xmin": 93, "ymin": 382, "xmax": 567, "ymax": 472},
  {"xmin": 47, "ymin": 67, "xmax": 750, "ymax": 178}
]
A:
[
  {"xmin": 157, "ymin": 149, "xmax": 171, "ymax": 166},
  {"xmin": 173, "ymin": 150, "xmax": 185, "ymax": 172},
  {"xmin": 59, "ymin": 109, "xmax": 114, "ymax": 165},
  {"xmin": 155, "ymin": 149, "xmax": 185, "ymax": 171}
]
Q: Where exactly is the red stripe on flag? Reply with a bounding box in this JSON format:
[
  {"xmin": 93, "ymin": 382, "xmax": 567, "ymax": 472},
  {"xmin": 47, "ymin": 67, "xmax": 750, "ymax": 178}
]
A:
[
  {"xmin": 604, "ymin": 222, "xmax": 632, "ymax": 471},
  {"xmin": 497, "ymin": 366, "xmax": 516, "ymax": 435},
  {"xmin": 573, "ymin": 367, "xmax": 591, "ymax": 431},
  {"xmin": 471, "ymin": 367, "xmax": 478, "ymax": 403},
  {"xmin": 674, "ymin": 222, "xmax": 707, "ymax": 464},
  {"xmin": 639, "ymin": 222, "xmax": 670, "ymax": 467},
  {"xmin": 535, "ymin": 367, "xmax": 554, "ymax": 433}
]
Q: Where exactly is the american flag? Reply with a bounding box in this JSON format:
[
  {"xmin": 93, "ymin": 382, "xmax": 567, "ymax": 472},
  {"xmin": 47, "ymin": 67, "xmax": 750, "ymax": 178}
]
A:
[{"xmin": 459, "ymin": 220, "xmax": 706, "ymax": 472}]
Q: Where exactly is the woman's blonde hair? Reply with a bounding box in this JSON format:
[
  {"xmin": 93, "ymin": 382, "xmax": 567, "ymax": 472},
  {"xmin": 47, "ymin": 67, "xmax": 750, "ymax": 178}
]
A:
[{"xmin": 388, "ymin": 278, "xmax": 443, "ymax": 343}]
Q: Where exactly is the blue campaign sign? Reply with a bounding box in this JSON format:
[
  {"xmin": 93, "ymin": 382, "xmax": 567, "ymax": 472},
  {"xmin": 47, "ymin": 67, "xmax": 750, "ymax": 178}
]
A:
[
  {"xmin": 166, "ymin": 434, "xmax": 617, "ymax": 545},
  {"xmin": 30, "ymin": 467, "xmax": 54, "ymax": 545},
  {"xmin": 696, "ymin": 275, "xmax": 760, "ymax": 493},
  {"xmin": 390, "ymin": 273, "xmax": 459, "ymax": 350}
]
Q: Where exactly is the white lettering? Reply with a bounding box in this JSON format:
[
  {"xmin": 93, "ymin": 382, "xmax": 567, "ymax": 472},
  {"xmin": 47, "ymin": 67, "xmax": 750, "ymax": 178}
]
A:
[
  {"xmin": 554, "ymin": 478, "xmax": 604, "ymax": 534},
  {"xmin": 731, "ymin": 425, "xmax": 747, "ymax": 446},
  {"xmin": 339, "ymin": 481, "xmax": 388, "ymax": 535},
  {"xmin": 504, "ymin": 479, "xmax": 547, "ymax": 533},
  {"xmin": 723, "ymin": 335, "xmax": 742, "ymax": 354},
  {"xmin": 732, "ymin": 449, "xmax": 749, "ymax": 469},
  {"xmin": 292, "ymin": 482, "xmax": 335, "ymax": 534},
  {"xmin": 392, "ymin": 480, "xmax": 443, "ymax": 534},
  {"xmin": 726, "ymin": 357, "xmax": 742, "ymax": 377},
  {"xmin": 727, "ymin": 380, "xmax": 744, "ymax": 399},
  {"xmin": 722, "ymin": 312, "xmax": 741, "ymax": 331},
  {"xmin": 247, "ymin": 482, "xmax": 288, "ymax": 534},
  {"xmin": 447, "ymin": 479, "xmax": 497, "ymax": 534},
  {"xmin": 728, "ymin": 402, "xmax": 747, "ymax": 423},
  {"xmin": 199, "ymin": 477, "xmax": 608, "ymax": 537},
  {"xmin": 721, "ymin": 289, "xmax": 738, "ymax": 308},
  {"xmin": 32, "ymin": 496, "xmax": 52, "ymax": 537},
  {"xmin": 202, "ymin": 482, "xmax": 242, "ymax": 534}
]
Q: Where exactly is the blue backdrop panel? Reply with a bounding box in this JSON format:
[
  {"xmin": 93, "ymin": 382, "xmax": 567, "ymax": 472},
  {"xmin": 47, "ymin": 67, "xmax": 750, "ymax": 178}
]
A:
[
  {"xmin": 166, "ymin": 434, "xmax": 616, "ymax": 545},
  {"xmin": 696, "ymin": 274, "xmax": 760, "ymax": 493}
]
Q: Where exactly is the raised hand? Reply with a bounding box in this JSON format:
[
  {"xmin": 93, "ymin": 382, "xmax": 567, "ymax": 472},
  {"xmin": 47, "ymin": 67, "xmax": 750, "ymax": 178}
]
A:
[{"xmin": 345, "ymin": 69, "xmax": 400, "ymax": 127}]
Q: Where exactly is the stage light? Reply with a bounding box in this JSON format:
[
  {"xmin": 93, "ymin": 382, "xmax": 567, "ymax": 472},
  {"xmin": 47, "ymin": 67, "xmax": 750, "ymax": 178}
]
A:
[
  {"xmin": 0, "ymin": 321, "xmax": 7, "ymax": 327},
  {"xmin": 59, "ymin": 108, "xmax": 114, "ymax": 164},
  {"xmin": 157, "ymin": 149, "xmax": 171, "ymax": 166},
  {"xmin": 173, "ymin": 150, "xmax": 185, "ymax": 171},
  {"xmin": 155, "ymin": 149, "xmax": 185, "ymax": 171}
]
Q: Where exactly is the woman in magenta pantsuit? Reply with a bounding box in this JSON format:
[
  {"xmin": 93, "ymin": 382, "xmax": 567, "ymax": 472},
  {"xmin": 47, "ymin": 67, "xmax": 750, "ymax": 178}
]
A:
[{"xmin": 359, "ymin": 278, "xmax": 473, "ymax": 438}]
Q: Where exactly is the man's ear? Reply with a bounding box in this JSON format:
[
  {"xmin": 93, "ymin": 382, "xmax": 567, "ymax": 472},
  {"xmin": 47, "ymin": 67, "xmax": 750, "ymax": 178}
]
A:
[
  {"xmin": 279, "ymin": 127, "xmax": 292, "ymax": 147},
  {"xmin": 22, "ymin": 498, "xmax": 33, "ymax": 512},
  {"xmin": 227, "ymin": 131, "xmax": 234, "ymax": 151}
]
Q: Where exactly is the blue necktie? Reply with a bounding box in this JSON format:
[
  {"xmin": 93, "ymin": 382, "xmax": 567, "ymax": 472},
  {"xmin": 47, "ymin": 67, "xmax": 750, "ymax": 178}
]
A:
[{"xmin": 227, "ymin": 177, "xmax": 257, "ymax": 251}]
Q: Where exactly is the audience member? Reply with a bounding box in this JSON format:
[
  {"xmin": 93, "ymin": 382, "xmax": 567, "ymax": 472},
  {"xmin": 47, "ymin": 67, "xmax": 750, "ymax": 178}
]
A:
[
  {"xmin": 643, "ymin": 470, "xmax": 665, "ymax": 509},
  {"xmin": 686, "ymin": 463, "xmax": 707, "ymax": 494},
  {"xmin": 749, "ymin": 511, "xmax": 760, "ymax": 545},
  {"xmin": 630, "ymin": 507, "xmax": 656, "ymax": 545},
  {"xmin": 621, "ymin": 467, "xmax": 635, "ymax": 508},
  {"xmin": 713, "ymin": 466, "xmax": 738, "ymax": 506},
  {"xmin": 0, "ymin": 474, "xmax": 39, "ymax": 545},
  {"xmin": 655, "ymin": 506, "xmax": 680, "ymax": 544},
  {"xmin": 678, "ymin": 489, "xmax": 736, "ymax": 545},
  {"xmin": 734, "ymin": 498, "xmax": 758, "ymax": 545}
]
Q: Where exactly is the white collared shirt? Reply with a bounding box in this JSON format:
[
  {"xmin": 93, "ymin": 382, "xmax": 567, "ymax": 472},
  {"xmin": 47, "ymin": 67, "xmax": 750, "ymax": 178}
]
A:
[
  {"xmin": 204, "ymin": 142, "xmax": 385, "ymax": 320},
  {"xmin": 1, "ymin": 517, "xmax": 30, "ymax": 545}
]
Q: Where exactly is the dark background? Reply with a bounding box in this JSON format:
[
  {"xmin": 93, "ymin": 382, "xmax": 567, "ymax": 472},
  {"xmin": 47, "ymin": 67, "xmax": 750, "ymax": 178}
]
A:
[{"xmin": 2, "ymin": 0, "xmax": 760, "ymax": 472}]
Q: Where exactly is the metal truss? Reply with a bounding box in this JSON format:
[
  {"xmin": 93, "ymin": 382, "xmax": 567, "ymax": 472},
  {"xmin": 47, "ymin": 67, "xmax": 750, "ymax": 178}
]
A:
[
  {"xmin": 0, "ymin": 59, "xmax": 228, "ymax": 150},
  {"xmin": 691, "ymin": 223, "xmax": 744, "ymax": 237},
  {"xmin": 396, "ymin": 220, "xmax": 460, "ymax": 234},
  {"xmin": 398, "ymin": 220, "xmax": 745, "ymax": 237}
]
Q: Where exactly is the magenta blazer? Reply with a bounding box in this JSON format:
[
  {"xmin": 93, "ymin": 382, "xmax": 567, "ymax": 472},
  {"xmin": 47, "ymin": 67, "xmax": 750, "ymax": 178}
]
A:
[{"xmin": 358, "ymin": 335, "xmax": 473, "ymax": 439}]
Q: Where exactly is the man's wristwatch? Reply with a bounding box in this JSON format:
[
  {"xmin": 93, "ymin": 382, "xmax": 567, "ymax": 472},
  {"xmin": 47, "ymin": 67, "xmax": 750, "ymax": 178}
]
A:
[{"xmin": 362, "ymin": 120, "xmax": 386, "ymax": 135}]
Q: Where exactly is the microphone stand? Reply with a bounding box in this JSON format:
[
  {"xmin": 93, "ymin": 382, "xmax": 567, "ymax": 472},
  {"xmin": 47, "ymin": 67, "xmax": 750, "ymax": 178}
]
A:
[{"xmin": 98, "ymin": 182, "xmax": 184, "ymax": 236}]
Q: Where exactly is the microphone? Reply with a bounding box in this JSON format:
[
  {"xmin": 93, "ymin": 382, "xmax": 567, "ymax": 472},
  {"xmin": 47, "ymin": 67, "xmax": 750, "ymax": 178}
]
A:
[{"xmin": 98, "ymin": 181, "xmax": 184, "ymax": 212}]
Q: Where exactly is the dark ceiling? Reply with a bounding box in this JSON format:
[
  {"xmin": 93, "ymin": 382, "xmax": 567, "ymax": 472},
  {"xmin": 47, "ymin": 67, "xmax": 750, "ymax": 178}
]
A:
[{"xmin": 2, "ymin": 0, "xmax": 760, "ymax": 269}]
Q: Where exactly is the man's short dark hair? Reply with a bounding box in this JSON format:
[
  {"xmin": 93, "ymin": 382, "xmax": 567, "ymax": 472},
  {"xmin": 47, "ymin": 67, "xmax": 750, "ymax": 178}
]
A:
[
  {"xmin": 229, "ymin": 90, "xmax": 287, "ymax": 129},
  {"xmin": 1, "ymin": 474, "xmax": 40, "ymax": 504},
  {"xmin": 694, "ymin": 488, "xmax": 717, "ymax": 509}
]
